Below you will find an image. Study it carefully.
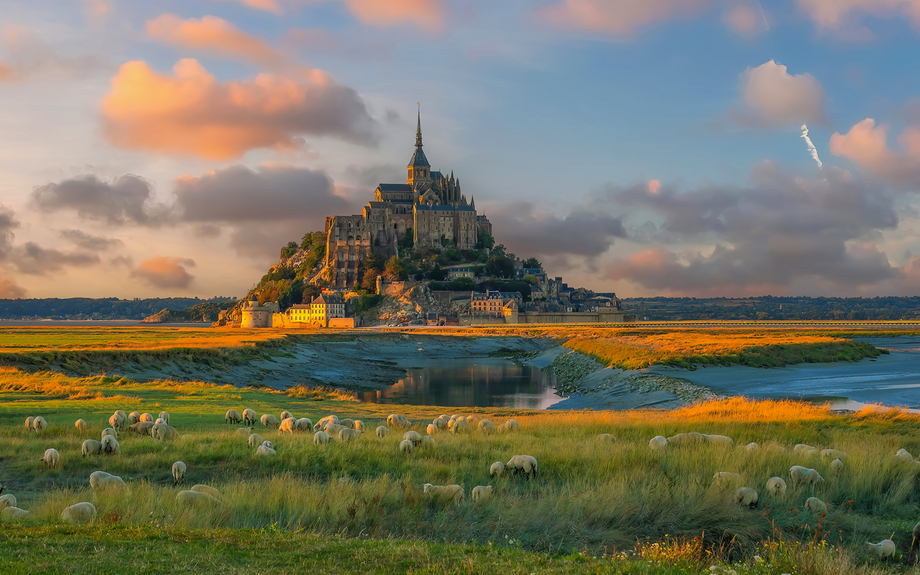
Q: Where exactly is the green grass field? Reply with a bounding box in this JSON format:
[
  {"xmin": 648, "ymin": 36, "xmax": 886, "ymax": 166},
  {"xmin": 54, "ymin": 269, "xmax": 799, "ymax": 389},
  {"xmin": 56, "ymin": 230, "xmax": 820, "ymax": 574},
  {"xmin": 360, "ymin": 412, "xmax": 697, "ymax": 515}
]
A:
[{"xmin": 1, "ymin": 368, "xmax": 919, "ymax": 574}]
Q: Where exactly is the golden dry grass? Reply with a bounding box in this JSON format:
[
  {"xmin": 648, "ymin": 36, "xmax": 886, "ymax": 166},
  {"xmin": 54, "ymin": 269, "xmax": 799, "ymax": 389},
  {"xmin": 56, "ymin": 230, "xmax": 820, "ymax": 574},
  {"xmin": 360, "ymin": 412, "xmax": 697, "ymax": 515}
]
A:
[{"xmin": 0, "ymin": 326, "xmax": 297, "ymax": 352}]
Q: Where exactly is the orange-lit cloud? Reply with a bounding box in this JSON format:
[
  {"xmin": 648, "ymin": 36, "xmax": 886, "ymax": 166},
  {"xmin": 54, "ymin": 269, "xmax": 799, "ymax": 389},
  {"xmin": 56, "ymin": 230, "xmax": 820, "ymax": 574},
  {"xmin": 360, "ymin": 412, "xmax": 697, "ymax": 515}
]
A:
[
  {"xmin": 540, "ymin": 0, "xmax": 715, "ymax": 37},
  {"xmin": 797, "ymin": 0, "xmax": 920, "ymax": 34},
  {"xmin": 214, "ymin": 0, "xmax": 284, "ymax": 15},
  {"xmin": 830, "ymin": 119, "xmax": 920, "ymax": 183},
  {"xmin": 101, "ymin": 58, "xmax": 376, "ymax": 159},
  {"xmin": 131, "ymin": 256, "xmax": 195, "ymax": 289},
  {"xmin": 146, "ymin": 14, "xmax": 284, "ymax": 66},
  {"xmin": 734, "ymin": 60, "xmax": 826, "ymax": 126},
  {"xmin": 218, "ymin": 0, "xmax": 444, "ymax": 30},
  {"xmin": 0, "ymin": 274, "xmax": 26, "ymax": 298},
  {"xmin": 647, "ymin": 179, "xmax": 661, "ymax": 195},
  {"xmin": 723, "ymin": 2, "xmax": 768, "ymax": 37}
]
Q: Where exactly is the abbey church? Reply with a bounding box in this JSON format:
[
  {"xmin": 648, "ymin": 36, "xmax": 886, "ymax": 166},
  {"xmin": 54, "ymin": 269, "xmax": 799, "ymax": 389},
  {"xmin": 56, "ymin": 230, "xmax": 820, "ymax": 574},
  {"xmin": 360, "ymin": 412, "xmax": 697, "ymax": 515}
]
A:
[{"xmin": 321, "ymin": 111, "xmax": 492, "ymax": 287}]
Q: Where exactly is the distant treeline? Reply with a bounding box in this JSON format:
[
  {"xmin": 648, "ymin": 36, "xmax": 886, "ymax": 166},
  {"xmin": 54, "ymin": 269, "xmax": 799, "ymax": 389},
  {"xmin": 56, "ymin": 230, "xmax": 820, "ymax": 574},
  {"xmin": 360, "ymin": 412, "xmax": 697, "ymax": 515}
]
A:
[
  {"xmin": 623, "ymin": 296, "xmax": 920, "ymax": 321},
  {"xmin": 0, "ymin": 297, "xmax": 237, "ymax": 320}
]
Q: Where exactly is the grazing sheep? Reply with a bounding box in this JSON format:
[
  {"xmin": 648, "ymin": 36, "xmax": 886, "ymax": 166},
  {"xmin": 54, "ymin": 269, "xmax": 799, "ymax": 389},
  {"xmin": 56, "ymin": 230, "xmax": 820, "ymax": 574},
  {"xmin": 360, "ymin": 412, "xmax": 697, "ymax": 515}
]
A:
[
  {"xmin": 172, "ymin": 461, "xmax": 187, "ymax": 484},
  {"xmin": 158, "ymin": 411, "xmax": 170, "ymax": 424},
  {"xmin": 339, "ymin": 418, "xmax": 355, "ymax": 429},
  {"xmin": 649, "ymin": 436, "xmax": 668, "ymax": 450},
  {"xmin": 280, "ymin": 410, "xmax": 293, "ymax": 421},
  {"xmin": 433, "ymin": 417, "xmax": 447, "ymax": 430},
  {"xmin": 248, "ymin": 433, "xmax": 263, "ymax": 448},
  {"xmin": 317, "ymin": 414, "xmax": 339, "ymax": 428},
  {"xmin": 152, "ymin": 423, "xmax": 178, "ymax": 441},
  {"xmin": 501, "ymin": 419, "xmax": 520, "ymax": 432},
  {"xmin": 478, "ymin": 419, "xmax": 497, "ymax": 435},
  {"xmin": 128, "ymin": 411, "xmax": 140, "ymax": 424},
  {"xmin": 490, "ymin": 461, "xmax": 505, "ymax": 477},
  {"xmin": 101, "ymin": 435, "xmax": 120, "ymax": 455},
  {"xmin": 403, "ymin": 431, "xmax": 422, "ymax": 445},
  {"xmin": 376, "ymin": 426, "xmax": 389, "ymax": 439},
  {"xmin": 387, "ymin": 414, "xmax": 410, "ymax": 429},
  {"xmin": 821, "ymin": 449, "xmax": 847, "ymax": 461},
  {"xmin": 338, "ymin": 428, "xmax": 360, "ymax": 442},
  {"xmin": 325, "ymin": 423, "xmax": 348, "ymax": 436},
  {"xmin": 176, "ymin": 490, "xmax": 221, "ymax": 505},
  {"xmin": 225, "ymin": 409, "xmax": 242, "ymax": 424},
  {"xmin": 865, "ymin": 539, "xmax": 896, "ymax": 559},
  {"xmin": 89, "ymin": 470, "xmax": 126, "ymax": 490},
  {"xmin": 506, "ymin": 455, "xmax": 538, "ymax": 479},
  {"xmin": 75, "ymin": 419, "xmax": 87, "ymax": 432},
  {"xmin": 81, "ymin": 439, "xmax": 103, "ymax": 457},
  {"xmin": 155, "ymin": 418, "xmax": 166, "ymax": 425},
  {"xmin": 25, "ymin": 416, "xmax": 33, "ymax": 430},
  {"xmin": 353, "ymin": 420, "xmax": 365, "ymax": 432},
  {"xmin": 399, "ymin": 439, "xmax": 413, "ymax": 454},
  {"xmin": 101, "ymin": 428, "xmax": 117, "ymax": 440},
  {"xmin": 744, "ymin": 442, "xmax": 759, "ymax": 451},
  {"xmin": 790, "ymin": 466, "xmax": 824, "ymax": 488},
  {"xmin": 449, "ymin": 414, "xmax": 461, "ymax": 421},
  {"xmin": 712, "ymin": 472, "xmax": 743, "ymax": 491},
  {"xmin": 1, "ymin": 507, "xmax": 31, "ymax": 520},
  {"xmin": 190, "ymin": 485, "xmax": 221, "ymax": 499},
  {"xmin": 596, "ymin": 433, "xmax": 615, "ymax": 442},
  {"xmin": 793, "ymin": 444, "xmax": 818, "ymax": 457},
  {"xmin": 451, "ymin": 419, "xmax": 472, "ymax": 434},
  {"xmin": 139, "ymin": 413, "xmax": 153, "ymax": 423},
  {"xmin": 108, "ymin": 411, "xmax": 125, "ymax": 430},
  {"xmin": 234, "ymin": 427, "xmax": 253, "ymax": 436},
  {"xmin": 426, "ymin": 424, "xmax": 437, "ymax": 436},
  {"xmin": 422, "ymin": 483, "xmax": 464, "ymax": 505},
  {"xmin": 279, "ymin": 417, "xmax": 296, "ymax": 434},
  {"xmin": 666, "ymin": 432, "xmax": 704, "ymax": 446},
  {"xmin": 703, "ymin": 434, "xmax": 734, "ymax": 447},
  {"xmin": 0, "ymin": 494, "xmax": 16, "ymax": 510},
  {"xmin": 734, "ymin": 487, "xmax": 759, "ymax": 508},
  {"xmin": 42, "ymin": 448, "xmax": 61, "ymax": 469},
  {"xmin": 61, "ymin": 502, "xmax": 96, "ymax": 525},
  {"xmin": 242, "ymin": 408, "xmax": 257, "ymax": 426},
  {"xmin": 805, "ymin": 497, "xmax": 827, "ymax": 515},
  {"xmin": 261, "ymin": 414, "xmax": 280, "ymax": 428},
  {"xmin": 765, "ymin": 477, "xmax": 787, "ymax": 497},
  {"xmin": 830, "ymin": 458, "xmax": 845, "ymax": 476},
  {"xmin": 447, "ymin": 419, "xmax": 457, "ymax": 430},
  {"xmin": 895, "ymin": 448, "xmax": 914, "ymax": 464},
  {"xmin": 294, "ymin": 418, "xmax": 313, "ymax": 432},
  {"xmin": 256, "ymin": 440, "xmax": 276, "ymax": 456},
  {"xmin": 313, "ymin": 431, "xmax": 332, "ymax": 445},
  {"xmin": 471, "ymin": 485, "xmax": 493, "ymax": 503},
  {"xmin": 31, "ymin": 416, "xmax": 47, "ymax": 432},
  {"xmin": 127, "ymin": 421, "xmax": 154, "ymax": 435}
]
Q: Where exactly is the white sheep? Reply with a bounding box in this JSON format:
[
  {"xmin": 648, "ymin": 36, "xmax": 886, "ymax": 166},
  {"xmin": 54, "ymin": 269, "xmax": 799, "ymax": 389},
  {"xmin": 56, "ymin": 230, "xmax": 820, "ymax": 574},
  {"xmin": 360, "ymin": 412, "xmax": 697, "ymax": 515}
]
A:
[
  {"xmin": 260, "ymin": 414, "xmax": 280, "ymax": 428},
  {"xmin": 294, "ymin": 418, "xmax": 313, "ymax": 432},
  {"xmin": 256, "ymin": 440, "xmax": 277, "ymax": 456},
  {"xmin": 471, "ymin": 485, "xmax": 493, "ymax": 503},
  {"xmin": 895, "ymin": 448, "xmax": 914, "ymax": 464},
  {"xmin": 61, "ymin": 502, "xmax": 96, "ymax": 525},
  {"xmin": 314, "ymin": 431, "xmax": 332, "ymax": 445},
  {"xmin": 490, "ymin": 461, "xmax": 505, "ymax": 478},
  {"xmin": 139, "ymin": 413, "xmax": 154, "ymax": 423},
  {"xmin": 403, "ymin": 430, "xmax": 422, "ymax": 445},
  {"xmin": 75, "ymin": 419, "xmax": 87, "ymax": 432},
  {"xmin": 101, "ymin": 435, "xmax": 120, "ymax": 456},
  {"xmin": 42, "ymin": 448, "xmax": 61, "ymax": 469},
  {"xmin": 242, "ymin": 408, "xmax": 257, "ymax": 426},
  {"xmin": 108, "ymin": 411, "xmax": 125, "ymax": 429},
  {"xmin": 280, "ymin": 410, "xmax": 294, "ymax": 421},
  {"xmin": 158, "ymin": 411, "xmax": 170, "ymax": 424},
  {"xmin": 821, "ymin": 448, "xmax": 847, "ymax": 461},
  {"xmin": 793, "ymin": 443, "xmax": 818, "ymax": 457},
  {"xmin": 89, "ymin": 470, "xmax": 126, "ymax": 490},
  {"xmin": 325, "ymin": 423, "xmax": 348, "ymax": 436},
  {"xmin": 387, "ymin": 414, "xmax": 410, "ymax": 429},
  {"xmin": 338, "ymin": 428, "xmax": 360, "ymax": 442},
  {"xmin": 176, "ymin": 490, "xmax": 221, "ymax": 505},
  {"xmin": 596, "ymin": 433, "xmax": 615, "ymax": 442},
  {"xmin": 805, "ymin": 497, "xmax": 827, "ymax": 515},
  {"xmin": 712, "ymin": 472, "xmax": 742, "ymax": 491},
  {"xmin": 376, "ymin": 426, "xmax": 389, "ymax": 439},
  {"xmin": 426, "ymin": 423, "xmax": 437, "ymax": 436},
  {"xmin": 501, "ymin": 419, "xmax": 520, "ymax": 432},
  {"xmin": 790, "ymin": 465, "xmax": 823, "ymax": 489},
  {"xmin": 506, "ymin": 455, "xmax": 538, "ymax": 478},
  {"xmin": 865, "ymin": 539, "xmax": 896, "ymax": 559},
  {"xmin": 279, "ymin": 417, "xmax": 296, "ymax": 434},
  {"xmin": 353, "ymin": 420, "xmax": 365, "ymax": 432},
  {"xmin": 31, "ymin": 416, "xmax": 47, "ymax": 432},
  {"xmin": 190, "ymin": 484, "xmax": 221, "ymax": 499},
  {"xmin": 1, "ymin": 507, "xmax": 31, "ymax": 520},
  {"xmin": 478, "ymin": 419, "xmax": 497, "ymax": 434},
  {"xmin": 317, "ymin": 414, "xmax": 339, "ymax": 428},
  {"xmin": 649, "ymin": 436, "xmax": 668, "ymax": 450},
  {"xmin": 155, "ymin": 418, "xmax": 166, "ymax": 425},
  {"xmin": 152, "ymin": 423, "xmax": 178, "ymax": 441},
  {"xmin": 235, "ymin": 427, "xmax": 253, "ymax": 436},
  {"xmin": 225, "ymin": 409, "xmax": 242, "ymax": 424},
  {"xmin": 0, "ymin": 494, "xmax": 16, "ymax": 510},
  {"xmin": 81, "ymin": 439, "xmax": 103, "ymax": 457},
  {"xmin": 248, "ymin": 433, "xmax": 263, "ymax": 448},
  {"xmin": 703, "ymin": 434, "xmax": 734, "ymax": 447},
  {"xmin": 399, "ymin": 439, "xmax": 413, "ymax": 454},
  {"xmin": 172, "ymin": 461, "xmax": 187, "ymax": 484},
  {"xmin": 765, "ymin": 476, "xmax": 787, "ymax": 497},
  {"xmin": 422, "ymin": 483, "xmax": 464, "ymax": 505},
  {"xmin": 421, "ymin": 435, "xmax": 435, "ymax": 449},
  {"xmin": 25, "ymin": 416, "xmax": 33, "ymax": 430},
  {"xmin": 744, "ymin": 442, "xmax": 759, "ymax": 451},
  {"xmin": 451, "ymin": 419, "xmax": 472, "ymax": 434},
  {"xmin": 128, "ymin": 421, "xmax": 154, "ymax": 435},
  {"xmin": 666, "ymin": 432, "xmax": 704, "ymax": 446},
  {"xmin": 128, "ymin": 411, "xmax": 140, "ymax": 424},
  {"xmin": 339, "ymin": 418, "xmax": 355, "ymax": 429},
  {"xmin": 830, "ymin": 458, "xmax": 844, "ymax": 476},
  {"xmin": 101, "ymin": 427, "xmax": 117, "ymax": 441},
  {"xmin": 734, "ymin": 487, "xmax": 758, "ymax": 508},
  {"xmin": 432, "ymin": 417, "xmax": 447, "ymax": 430}
]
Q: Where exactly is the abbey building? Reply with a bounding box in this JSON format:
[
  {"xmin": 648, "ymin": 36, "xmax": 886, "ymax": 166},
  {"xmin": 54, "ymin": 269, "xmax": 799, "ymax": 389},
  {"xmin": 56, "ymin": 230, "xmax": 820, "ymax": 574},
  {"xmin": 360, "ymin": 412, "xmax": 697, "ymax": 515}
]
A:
[{"xmin": 321, "ymin": 111, "xmax": 492, "ymax": 287}]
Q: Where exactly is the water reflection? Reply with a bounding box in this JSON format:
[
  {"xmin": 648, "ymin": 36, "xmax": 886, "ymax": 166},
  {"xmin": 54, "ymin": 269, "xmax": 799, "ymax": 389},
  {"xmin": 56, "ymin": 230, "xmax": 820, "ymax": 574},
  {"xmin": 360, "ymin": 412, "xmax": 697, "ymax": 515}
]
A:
[{"xmin": 359, "ymin": 358, "xmax": 562, "ymax": 409}]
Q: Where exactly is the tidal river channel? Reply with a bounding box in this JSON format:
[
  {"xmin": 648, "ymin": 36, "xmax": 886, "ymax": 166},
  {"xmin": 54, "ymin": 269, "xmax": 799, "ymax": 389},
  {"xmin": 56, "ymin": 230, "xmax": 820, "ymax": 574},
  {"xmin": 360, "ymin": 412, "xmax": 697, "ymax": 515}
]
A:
[{"xmin": 359, "ymin": 358, "xmax": 562, "ymax": 409}]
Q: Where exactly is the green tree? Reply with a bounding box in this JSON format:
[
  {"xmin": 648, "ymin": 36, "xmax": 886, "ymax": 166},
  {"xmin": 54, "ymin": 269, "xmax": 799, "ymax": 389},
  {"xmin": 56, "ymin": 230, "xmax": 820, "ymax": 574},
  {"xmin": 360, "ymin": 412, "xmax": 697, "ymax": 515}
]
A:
[
  {"xmin": 475, "ymin": 231, "xmax": 494, "ymax": 250},
  {"xmin": 523, "ymin": 257, "xmax": 542, "ymax": 270},
  {"xmin": 383, "ymin": 256, "xmax": 408, "ymax": 281},
  {"xmin": 486, "ymin": 255, "xmax": 515, "ymax": 279},
  {"xmin": 398, "ymin": 228, "xmax": 414, "ymax": 251},
  {"xmin": 522, "ymin": 274, "xmax": 538, "ymax": 285}
]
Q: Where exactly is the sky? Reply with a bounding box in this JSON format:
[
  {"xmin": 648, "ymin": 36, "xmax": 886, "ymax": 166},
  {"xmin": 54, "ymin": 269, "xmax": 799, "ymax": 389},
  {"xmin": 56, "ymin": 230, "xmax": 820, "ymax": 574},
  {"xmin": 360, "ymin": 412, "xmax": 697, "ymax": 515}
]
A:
[{"xmin": 3, "ymin": 0, "xmax": 920, "ymax": 299}]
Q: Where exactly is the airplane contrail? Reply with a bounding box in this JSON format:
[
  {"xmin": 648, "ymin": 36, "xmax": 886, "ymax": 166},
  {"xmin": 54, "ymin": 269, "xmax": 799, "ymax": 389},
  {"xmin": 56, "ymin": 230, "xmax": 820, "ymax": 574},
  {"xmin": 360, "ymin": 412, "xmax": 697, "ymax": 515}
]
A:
[{"xmin": 801, "ymin": 124, "xmax": 822, "ymax": 169}]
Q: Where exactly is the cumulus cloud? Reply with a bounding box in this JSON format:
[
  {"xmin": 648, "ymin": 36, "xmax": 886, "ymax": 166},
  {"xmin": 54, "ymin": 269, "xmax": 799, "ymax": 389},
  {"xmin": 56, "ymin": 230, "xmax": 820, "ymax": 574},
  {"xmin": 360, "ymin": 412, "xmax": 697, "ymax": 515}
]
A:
[
  {"xmin": 146, "ymin": 14, "xmax": 284, "ymax": 67},
  {"xmin": 829, "ymin": 119, "xmax": 920, "ymax": 183},
  {"xmin": 731, "ymin": 60, "xmax": 827, "ymax": 127},
  {"xmin": 10, "ymin": 243, "xmax": 100, "ymax": 275},
  {"xmin": 60, "ymin": 229, "xmax": 122, "ymax": 251},
  {"xmin": 0, "ymin": 274, "xmax": 26, "ymax": 298},
  {"xmin": 722, "ymin": 2, "xmax": 769, "ymax": 37},
  {"xmin": 797, "ymin": 0, "xmax": 920, "ymax": 36},
  {"xmin": 217, "ymin": 0, "xmax": 445, "ymax": 30},
  {"xmin": 539, "ymin": 0, "xmax": 716, "ymax": 37},
  {"xmin": 213, "ymin": 0, "xmax": 284, "ymax": 15},
  {"xmin": 489, "ymin": 201, "xmax": 626, "ymax": 260},
  {"xmin": 0, "ymin": 24, "xmax": 104, "ymax": 81},
  {"xmin": 131, "ymin": 256, "xmax": 195, "ymax": 289},
  {"xmin": 603, "ymin": 163, "xmax": 906, "ymax": 295},
  {"xmin": 32, "ymin": 174, "xmax": 171, "ymax": 226},
  {"xmin": 101, "ymin": 58, "xmax": 377, "ymax": 159}
]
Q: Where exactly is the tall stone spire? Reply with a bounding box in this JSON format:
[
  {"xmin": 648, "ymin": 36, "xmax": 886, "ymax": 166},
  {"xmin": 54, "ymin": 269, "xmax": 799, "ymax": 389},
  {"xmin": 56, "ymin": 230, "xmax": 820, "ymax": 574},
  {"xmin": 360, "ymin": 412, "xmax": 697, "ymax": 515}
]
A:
[
  {"xmin": 415, "ymin": 102, "xmax": 423, "ymax": 149},
  {"xmin": 407, "ymin": 102, "xmax": 430, "ymax": 187}
]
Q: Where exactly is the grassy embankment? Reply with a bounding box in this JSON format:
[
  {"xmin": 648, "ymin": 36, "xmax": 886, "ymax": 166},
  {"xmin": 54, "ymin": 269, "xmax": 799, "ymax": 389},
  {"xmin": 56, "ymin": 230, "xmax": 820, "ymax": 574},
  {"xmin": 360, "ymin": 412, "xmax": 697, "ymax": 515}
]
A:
[{"xmin": 2, "ymin": 368, "xmax": 920, "ymax": 574}]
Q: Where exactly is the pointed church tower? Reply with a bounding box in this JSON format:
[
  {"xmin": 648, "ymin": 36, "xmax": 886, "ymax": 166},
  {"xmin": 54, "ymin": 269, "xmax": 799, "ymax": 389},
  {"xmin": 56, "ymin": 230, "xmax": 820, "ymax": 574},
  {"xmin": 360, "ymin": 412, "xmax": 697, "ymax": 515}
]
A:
[{"xmin": 407, "ymin": 104, "xmax": 431, "ymax": 189}]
